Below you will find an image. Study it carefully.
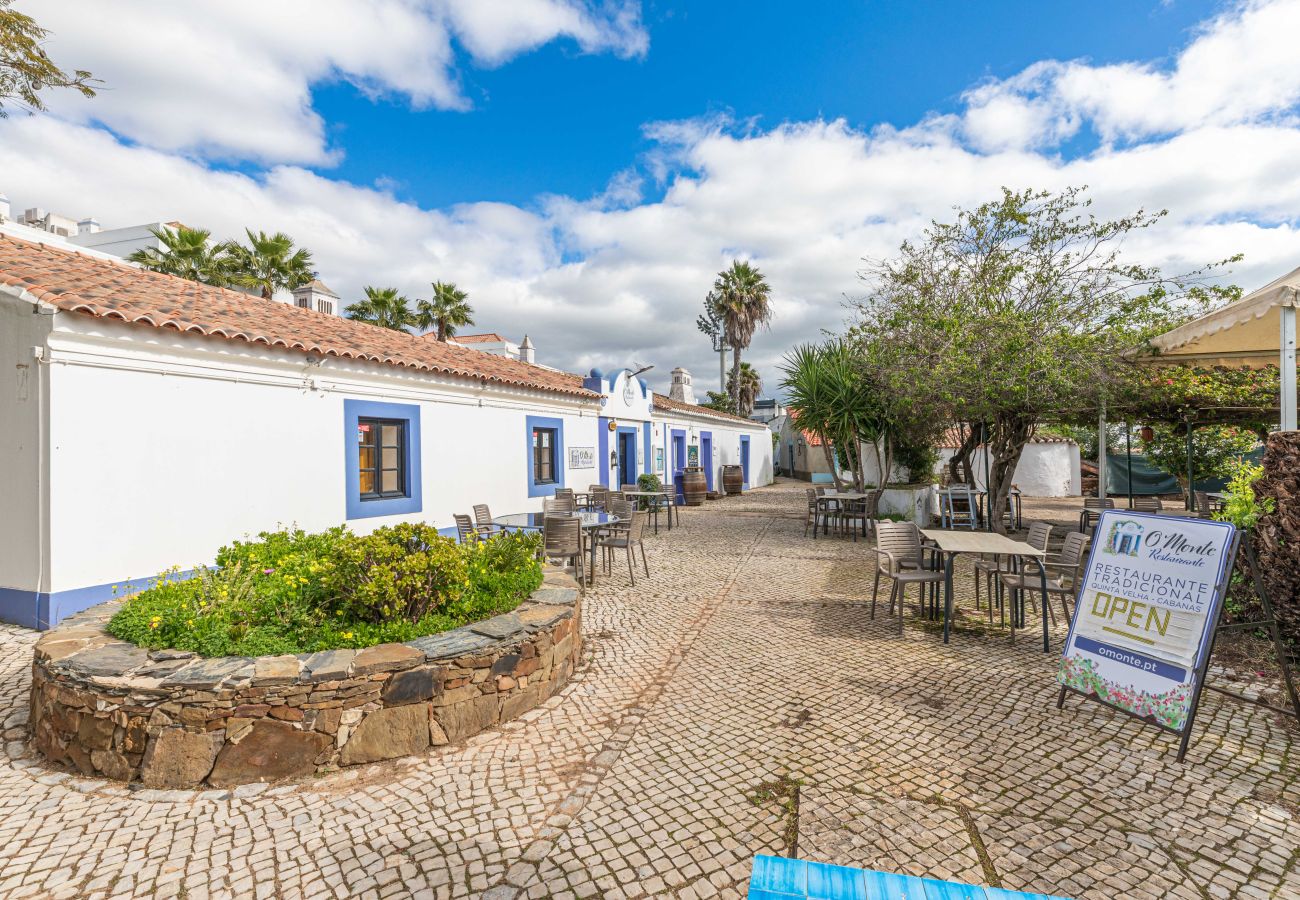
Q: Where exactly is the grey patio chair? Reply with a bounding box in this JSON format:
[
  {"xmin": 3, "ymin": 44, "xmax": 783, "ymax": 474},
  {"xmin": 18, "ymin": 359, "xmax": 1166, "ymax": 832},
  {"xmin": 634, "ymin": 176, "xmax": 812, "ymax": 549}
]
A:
[
  {"xmin": 543, "ymin": 514, "xmax": 586, "ymax": 586},
  {"xmin": 999, "ymin": 532, "xmax": 1090, "ymax": 626},
  {"xmin": 588, "ymin": 485, "xmax": 610, "ymax": 511},
  {"xmin": 974, "ymin": 520, "xmax": 1053, "ymax": 618},
  {"xmin": 544, "ymin": 494, "xmax": 576, "ymax": 515},
  {"xmin": 554, "ymin": 487, "xmax": 576, "ymax": 504},
  {"xmin": 940, "ymin": 485, "xmax": 980, "ymax": 529},
  {"xmin": 1078, "ymin": 497, "xmax": 1114, "ymax": 533},
  {"xmin": 473, "ymin": 504, "xmax": 501, "ymax": 535},
  {"xmin": 597, "ymin": 508, "xmax": 649, "ymax": 584},
  {"xmin": 803, "ymin": 489, "xmax": 821, "ymax": 537},
  {"xmin": 872, "ymin": 521, "xmax": 944, "ymax": 634},
  {"xmin": 1193, "ymin": 491, "xmax": 1218, "ymax": 519},
  {"xmin": 454, "ymin": 513, "xmax": 489, "ymax": 544},
  {"xmin": 1132, "ymin": 496, "xmax": 1163, "ymax": 513}
]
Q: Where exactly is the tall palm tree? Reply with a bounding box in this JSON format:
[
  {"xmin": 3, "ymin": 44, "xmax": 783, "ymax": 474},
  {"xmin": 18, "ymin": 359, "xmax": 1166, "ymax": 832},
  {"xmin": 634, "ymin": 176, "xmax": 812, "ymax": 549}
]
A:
[
  {"xmin": 415, "ymin": 281, "xmax": 475, "ymax": 341},
  {"xmin": 345, "ymin": 286, "xmax": 415, "ymax": 331},
  {"xmin": 128, "ymin": 225, "xmax": 231, "ymax": 286},
  {"xmin": 727, "ymin": 362, "xmax": 762, "ymax": 417},
  {"xmin": 223, "ymin": 229, "xmax": 314, "ymax": 300},
  {"xmin": 710, "ymin": 260, "xmax": 773, "ymax": 411}
]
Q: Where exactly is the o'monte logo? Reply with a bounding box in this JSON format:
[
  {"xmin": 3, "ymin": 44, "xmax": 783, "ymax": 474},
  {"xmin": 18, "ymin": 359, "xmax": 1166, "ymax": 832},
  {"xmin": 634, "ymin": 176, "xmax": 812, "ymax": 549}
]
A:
[{"xmin": 1103, "ymin": 519, "xmax": 1145, "ymax": 557}]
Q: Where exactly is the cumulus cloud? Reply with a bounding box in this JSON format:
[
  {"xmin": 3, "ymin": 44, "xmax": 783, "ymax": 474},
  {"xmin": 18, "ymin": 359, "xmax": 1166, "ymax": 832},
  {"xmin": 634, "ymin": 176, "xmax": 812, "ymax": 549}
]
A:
[
  {"xmin": 30, "ymin": 0, "xmax": 647, "ymax": 164},
  {"xmin": 3, "ymin": 0, "xmax": 1299, "ymax": 394}
]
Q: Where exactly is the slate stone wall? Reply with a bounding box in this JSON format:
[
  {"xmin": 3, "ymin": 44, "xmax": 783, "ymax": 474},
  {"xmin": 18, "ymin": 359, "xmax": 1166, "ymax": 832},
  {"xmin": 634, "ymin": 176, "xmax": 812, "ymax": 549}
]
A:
[{"xmin": 28, "ymin": 568, "xmax": 582, "ymax": 788}]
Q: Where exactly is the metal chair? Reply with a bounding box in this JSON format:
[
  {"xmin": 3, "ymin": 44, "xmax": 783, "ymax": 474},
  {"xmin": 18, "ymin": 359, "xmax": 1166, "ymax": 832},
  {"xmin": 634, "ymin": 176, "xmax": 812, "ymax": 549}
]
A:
[
  {"xmin": 543, "ymin": 515, "xmax": 586, "ymax": 586},
  {"xmin": 939, "ymin": 485, "xmax": 980, "ymax": 529},
  {"xmin": 473, "ymin": 504, "xmax": 500, "ymax": 535},
  {"xmin": 1078, "ymin": 497, "xmax": 1114, "ymax": 533},
  {"xmin": 872, "ymin": 521, "xmax": 944, "ymax": 634},
  {"xmin": 974, "ymin": 520, "xmax": 1052, "ymax": 617},
  {"xmin": 597, "ymin": 508, "xmax": 650, "ymax": 584},
  {"xmin": 999, "ymin": 532, "xmax": 1090, "ymax": 626}
]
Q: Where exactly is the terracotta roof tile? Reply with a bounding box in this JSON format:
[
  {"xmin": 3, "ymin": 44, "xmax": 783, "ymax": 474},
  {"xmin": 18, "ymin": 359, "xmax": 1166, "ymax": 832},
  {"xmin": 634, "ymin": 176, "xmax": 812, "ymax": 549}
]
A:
[
  {"xmin": 936, "ymin": 426, "xmax": 1076, "ymax": 448},
  {"xmin": 0, "ymin": 234, "xmax": 596, "ymax": 400},
  {"xmin": 453, "ymin": 332, "xmax": 510, "ymax": 343},
  {"xmin": 651, "ymin": 391, "xmax": 764, "ymax": 426}
]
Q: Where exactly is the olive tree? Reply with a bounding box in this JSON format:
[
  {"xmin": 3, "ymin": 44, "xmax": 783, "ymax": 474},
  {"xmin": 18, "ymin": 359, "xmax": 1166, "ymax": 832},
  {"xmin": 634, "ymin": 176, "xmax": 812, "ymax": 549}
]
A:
[{"xmin": 853, "ymin": 187, "xmax": 1235, "ymax": 532}]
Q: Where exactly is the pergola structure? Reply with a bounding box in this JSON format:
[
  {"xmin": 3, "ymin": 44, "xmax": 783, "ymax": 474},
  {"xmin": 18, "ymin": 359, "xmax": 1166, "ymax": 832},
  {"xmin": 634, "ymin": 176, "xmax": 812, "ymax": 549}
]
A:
[{"xmin": 1096, "ymin": 265, "xmax": 1298, "ymax": 504}]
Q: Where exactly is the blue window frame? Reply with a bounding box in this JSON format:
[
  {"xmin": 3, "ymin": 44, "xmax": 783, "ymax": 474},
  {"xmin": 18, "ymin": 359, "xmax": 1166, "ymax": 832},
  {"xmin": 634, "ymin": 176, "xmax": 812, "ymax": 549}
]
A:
[
  {"xmin": 344, "ymin": 399, "xmax": 422, "ymax": 520},
  {"xmin": 527, "ymin": 415, "xmax": 565, "ymax": 497}
]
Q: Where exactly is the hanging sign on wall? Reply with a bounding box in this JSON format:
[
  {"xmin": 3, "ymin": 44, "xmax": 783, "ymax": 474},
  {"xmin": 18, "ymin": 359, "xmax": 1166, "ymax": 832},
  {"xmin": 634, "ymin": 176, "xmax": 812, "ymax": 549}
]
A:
[
  {"xmin": 1058, "ymin": 509, "xmax": 1236, "ymax": 755},
  {"xmin": 687, "ymin": 445, "xmax": 700, "ymax": 467},
  {"xmin": 568, "ymin": 447, "xmax": 595, "ymax": 469}
]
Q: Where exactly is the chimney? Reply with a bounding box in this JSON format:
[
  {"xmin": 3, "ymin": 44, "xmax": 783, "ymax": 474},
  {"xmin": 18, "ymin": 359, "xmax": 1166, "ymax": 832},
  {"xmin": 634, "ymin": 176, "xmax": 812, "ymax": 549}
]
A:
[
  {"xmin": 520, "ymin": 334, "xmax": 535, "ymax": 364},
  {"xmin": 77, "ymin": 217, "xmax": 101, "ymax": 234},
  {"xmin": 669, "ymin": 367, "xmax": 695, "ymax": 404},
  {"xmin": 0, "ymin": 194, "xmax": 9, "ymax": 222}
]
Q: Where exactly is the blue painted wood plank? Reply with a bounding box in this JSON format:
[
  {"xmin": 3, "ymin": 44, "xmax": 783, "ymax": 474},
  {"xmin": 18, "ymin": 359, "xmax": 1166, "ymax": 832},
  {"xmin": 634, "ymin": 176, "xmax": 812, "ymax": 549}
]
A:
[
  {"xmin": 806, "ymin": 860, "xmax": 868, "ymax": 900},
  {"xmin": 862, "ymin": 870, "xmax": 931, "ymax": 900},
  {"xmin": 751, "ymin": 890, "xmax": 805, "ymax": 900},
  {"xmin": 751, "ymin": 855, "xmax": 807, "ymax": 896},
  {"xmin": 983, "ymin": 889, "xmax": 1068, "ymax": 900},
  {"xmin": 921, "ymin": 877, "xmax": 987, "ymax": 900}
]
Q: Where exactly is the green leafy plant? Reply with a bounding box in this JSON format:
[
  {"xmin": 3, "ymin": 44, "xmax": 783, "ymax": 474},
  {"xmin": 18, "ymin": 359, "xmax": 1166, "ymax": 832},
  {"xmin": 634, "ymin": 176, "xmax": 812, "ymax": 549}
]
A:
[
  {"xmin": 1215, "ymin": 458, "xmax": 1274, "ymax": 532},
  {"xmin": 635, "ymin": 473, "xmax": 663, "ymax": 509},
  {"xmin": 1141, "ymin": 424, "xmax": 1257, "ymax": 489},
  {"xmin": 107, "ymin": 525, "xmax": 543, "ymax": 657}
]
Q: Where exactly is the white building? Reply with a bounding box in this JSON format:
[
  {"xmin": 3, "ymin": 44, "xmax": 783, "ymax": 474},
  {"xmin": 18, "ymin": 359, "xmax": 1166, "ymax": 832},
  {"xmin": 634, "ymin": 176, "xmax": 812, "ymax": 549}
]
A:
[
  {"xmin": 0, "ymin": 232, "xmax": 771, "ymax": 629},
  {"xmin": 936, "ymin": 429, "xmax": 1081, "ymax": 497}
]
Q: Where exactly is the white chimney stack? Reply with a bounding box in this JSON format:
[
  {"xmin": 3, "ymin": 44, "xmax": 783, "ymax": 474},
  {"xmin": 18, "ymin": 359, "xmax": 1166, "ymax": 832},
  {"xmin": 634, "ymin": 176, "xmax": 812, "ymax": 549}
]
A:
[
  {"xmin": 670, "ymin": 367, "xmax": 695, "ymax": 404},
  {"xmin": 520, "ymin": 334, "xmax": 535, "ymax": 364},
  {"xmin": 0, "ymin": 194, "xmax": 9, "ymax": 222},
  {"xmin": 77, "ymin": 217, "xmax": 101, "ymax": 234}
]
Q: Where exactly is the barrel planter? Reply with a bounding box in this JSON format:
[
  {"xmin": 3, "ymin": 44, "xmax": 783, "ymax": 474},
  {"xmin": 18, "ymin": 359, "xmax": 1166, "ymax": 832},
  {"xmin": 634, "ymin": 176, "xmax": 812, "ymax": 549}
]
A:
[
  {"xmin": 722, "ymin": 464, "xmax": 743, "ymax": 495},
  {"xmin": 682, "ymin": 466, "xmax": 707, "ymax": 506}
]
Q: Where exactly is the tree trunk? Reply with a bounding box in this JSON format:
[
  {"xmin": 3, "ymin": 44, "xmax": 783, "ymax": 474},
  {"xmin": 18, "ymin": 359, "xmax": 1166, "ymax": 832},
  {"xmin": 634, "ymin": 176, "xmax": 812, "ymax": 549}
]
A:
[
  {"xmin": 948, "ymin": 424, "xmax": 980, "ymax": 485},
  {"xmin": 986, "ymin": 417, "xmax": 1033, "ymax": 534},
  {"xmin": 730, "ymin": 347, "xmax": 743, "ymax": 412},
  {"xmin": 821, "ymin": 442, "xmax": 844, "ymax": 490},
  {"xmin": 1252, "ymin": 431, "xmax": 1300, "ymax": 645}
]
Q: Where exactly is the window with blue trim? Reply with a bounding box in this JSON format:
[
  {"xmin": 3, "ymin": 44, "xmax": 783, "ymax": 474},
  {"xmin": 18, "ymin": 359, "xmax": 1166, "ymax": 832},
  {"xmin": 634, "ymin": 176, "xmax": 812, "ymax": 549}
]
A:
[
  {"xmin": 344, "ymin": 399, "xmax": 422, "ymax": 520},
  {"xmin": 532, "ymin": 427, "xmax": 558, "ymax": 484}
]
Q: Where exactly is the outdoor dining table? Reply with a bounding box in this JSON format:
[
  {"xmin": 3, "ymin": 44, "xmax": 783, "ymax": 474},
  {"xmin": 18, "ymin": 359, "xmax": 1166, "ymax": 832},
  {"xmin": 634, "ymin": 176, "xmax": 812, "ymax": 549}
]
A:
[
  {"xmin": 620, "ymin": 489, "xmax": 677, "ymax": 532},
  {"xmin": 920, "ymin": 528, "xmax": 1052, "ymax": 652},
  {"xmin": 814, "ymin": 491, "xmax": 871, "ymax": 538},
  {"xmin": 492, "ymin": 511, "xmax": 620, "ymax": 579}
]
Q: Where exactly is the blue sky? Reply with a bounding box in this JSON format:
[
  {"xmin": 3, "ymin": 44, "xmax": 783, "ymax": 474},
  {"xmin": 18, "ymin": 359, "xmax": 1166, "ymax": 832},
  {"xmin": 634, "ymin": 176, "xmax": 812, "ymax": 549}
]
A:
[
  {"xmin": 314, "ymin": 0, "xmax": 1221, "ymax": 208},
  {"xmin": 4, "ymin": 0, "xmax": 1299, "ymax": 391}
]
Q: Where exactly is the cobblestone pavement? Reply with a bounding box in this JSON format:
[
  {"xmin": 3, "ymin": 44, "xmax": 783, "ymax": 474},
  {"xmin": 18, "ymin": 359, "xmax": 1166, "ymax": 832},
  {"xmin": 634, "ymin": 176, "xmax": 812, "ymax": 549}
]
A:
[{"xmin": 0, "ymin": 480, "xmax": 1297, "ymax": 899}]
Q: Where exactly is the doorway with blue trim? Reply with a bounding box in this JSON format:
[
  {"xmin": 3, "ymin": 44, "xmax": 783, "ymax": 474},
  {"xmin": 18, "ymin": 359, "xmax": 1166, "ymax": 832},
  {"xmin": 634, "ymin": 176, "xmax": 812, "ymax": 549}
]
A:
[{"xmin": 617, "ymin": 428, "xmax": 638, "ymax": 488}]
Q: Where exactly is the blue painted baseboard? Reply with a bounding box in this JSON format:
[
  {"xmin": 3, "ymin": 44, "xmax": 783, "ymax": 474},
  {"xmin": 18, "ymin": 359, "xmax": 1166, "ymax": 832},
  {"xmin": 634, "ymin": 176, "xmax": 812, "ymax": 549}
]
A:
[{"xmin": 0, "ymin": 570, "xmax": 197, "ymax": 631}]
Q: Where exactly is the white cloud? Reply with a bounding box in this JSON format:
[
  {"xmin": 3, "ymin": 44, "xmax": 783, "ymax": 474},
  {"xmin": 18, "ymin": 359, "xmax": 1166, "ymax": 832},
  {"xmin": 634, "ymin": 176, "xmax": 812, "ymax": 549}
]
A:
[
  {"xmin": 29, "ymin": 0, "xmax": 647, "ymax": 165},
  {"xmin": 3, "ymin": 0, "xmax": 1299, "ymax": 395}
]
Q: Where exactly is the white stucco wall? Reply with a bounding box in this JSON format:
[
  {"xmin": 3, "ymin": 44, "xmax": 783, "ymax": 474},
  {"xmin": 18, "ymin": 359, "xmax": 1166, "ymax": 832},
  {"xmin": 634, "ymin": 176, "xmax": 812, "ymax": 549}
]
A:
[
  {"xmin": 651, "ymin": 409, "xmax": 773, "ymax": 492},
  {"xmin": 936, "ymin": 442, "xmax": 1080, "ymax": 497},
  {"xmin": 39, "ymin": 318, "xmax": 602, "ymax": 598}
]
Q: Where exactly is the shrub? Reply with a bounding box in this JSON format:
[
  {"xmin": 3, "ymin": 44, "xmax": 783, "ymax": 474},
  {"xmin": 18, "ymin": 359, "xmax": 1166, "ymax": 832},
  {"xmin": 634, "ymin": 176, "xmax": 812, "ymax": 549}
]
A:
[
  {"xmin": 1142, "ymin": 424, "xmax": 1257, "ymax": 489},
  {"xmin": 1215, "ymin": 458, "xmax": 1274, "ymax": 532},
  {"xmin": 107, "ymin": 524, "xmax": 544, "ymax": 657}
]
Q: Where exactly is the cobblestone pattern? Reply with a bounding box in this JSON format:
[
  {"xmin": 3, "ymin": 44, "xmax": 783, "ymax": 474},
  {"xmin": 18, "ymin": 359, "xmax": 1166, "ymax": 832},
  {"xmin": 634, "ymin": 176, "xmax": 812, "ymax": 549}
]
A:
[
  {"xmin": 27, "ymin": 571, "xmax": 582, "ymax": 788},
  {"xmin": 0, "ymin": 481, "xmax": 1295, "ymax": 899}
]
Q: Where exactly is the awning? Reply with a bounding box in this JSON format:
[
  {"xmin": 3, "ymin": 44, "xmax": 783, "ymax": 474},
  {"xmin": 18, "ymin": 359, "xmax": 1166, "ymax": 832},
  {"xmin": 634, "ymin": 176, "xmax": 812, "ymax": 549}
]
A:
[{"xmin": 1145, "ymin": 265, "xmax": 1300, "ymax": 369}]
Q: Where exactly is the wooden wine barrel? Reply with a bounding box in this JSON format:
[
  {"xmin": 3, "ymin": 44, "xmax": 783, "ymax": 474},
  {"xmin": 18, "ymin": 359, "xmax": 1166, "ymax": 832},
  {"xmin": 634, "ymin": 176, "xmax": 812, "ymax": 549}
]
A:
[
  {"xmin": 681, "ymin": 466, "xmax": 707, "ymax": 506},
  {"xmin": 722, "ymin": 464, "xmax": 743, "ymax": 495}
]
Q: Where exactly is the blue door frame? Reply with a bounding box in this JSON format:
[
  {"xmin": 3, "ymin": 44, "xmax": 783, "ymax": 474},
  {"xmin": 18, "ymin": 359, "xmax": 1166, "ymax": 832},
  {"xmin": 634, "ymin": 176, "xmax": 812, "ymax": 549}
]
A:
[
  {"xmin": 740, "ymin": 435, "xmax": 751, "ymax": 488},
  {"xmin": 617, "ymin": 427, "xmax": 638, "ymax": 488},
  {"xmin": 671, "ymin": 429, "xmax": 686, "ymax": 502},
  {"xmin": 700, "ymin": 431, "xmax": 713, "ymax": 490}
]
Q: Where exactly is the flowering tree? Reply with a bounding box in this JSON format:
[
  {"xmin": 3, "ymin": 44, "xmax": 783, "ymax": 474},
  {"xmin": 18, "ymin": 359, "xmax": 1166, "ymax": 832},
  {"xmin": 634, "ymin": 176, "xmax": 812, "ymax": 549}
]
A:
[{"xmin": 852, "ymin": 187, "xmax": 1237, "ymax": 532}]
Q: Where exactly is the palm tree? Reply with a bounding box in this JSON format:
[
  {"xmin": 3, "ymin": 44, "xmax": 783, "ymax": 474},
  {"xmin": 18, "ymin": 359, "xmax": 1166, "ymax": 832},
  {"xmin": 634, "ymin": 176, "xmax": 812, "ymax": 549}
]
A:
[
  {"xmin": 727, "ymin": 363, "xmax": 762, "ymax": 417},
  {"xmin": 414, "ymin": 281, "xmax": 475, "ymax": 341},
  {"xmin": 345, "ymin": 286, "xmax": 415, "ymax": 331},
  {"xmin": 709, "ymin": 260, "xmax": 773, "ymax": 412},
  {"xmin": 128, "ymin": 225, "xmax": 231, "ymax": 285},
  {"xmin": 223, "ymin": 229, "xmax": 314, "ymax": 299}
]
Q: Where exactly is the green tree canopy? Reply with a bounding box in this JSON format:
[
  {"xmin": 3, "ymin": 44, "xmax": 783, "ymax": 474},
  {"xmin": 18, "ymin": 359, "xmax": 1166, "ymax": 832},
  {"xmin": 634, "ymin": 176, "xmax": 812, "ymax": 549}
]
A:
[
  {"xmin": 851, "ymin": 186, "xmax": 1238, "ymax": 531},
  {"xmin": 345, "ymin": 286, "xmax": 415, "ymax": 331},
  {"xmin": 0, "ymin": 1, "xmax": 96, "ymax": 115},
  {"xmin": 415, "ymin": 281, "xmax": 474, "ymax": 342},
  {"xmin": 223, "ymin": 229, "xmax": 315, "ymax": 300},
  {"xmin": 709, "ymin": 261, "xmax": 773, "ymax": 412},
  {"xmin": 128, "ymin": 225, "xmax": 231, "ymax": 286},
  {"xmin": 727, "ymin": 362, "xmax": 762, "ymax": 417}
]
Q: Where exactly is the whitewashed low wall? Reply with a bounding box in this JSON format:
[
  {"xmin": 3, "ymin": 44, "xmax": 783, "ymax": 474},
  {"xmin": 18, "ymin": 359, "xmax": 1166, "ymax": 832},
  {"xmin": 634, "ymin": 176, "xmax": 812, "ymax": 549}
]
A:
[
  {"xmin": 878, "ymin": 486, "xmax": 936, "ymax": 527},
  {"xmin": 936, "ymin": 443, "xmax": 1080, "ymax": 497}
]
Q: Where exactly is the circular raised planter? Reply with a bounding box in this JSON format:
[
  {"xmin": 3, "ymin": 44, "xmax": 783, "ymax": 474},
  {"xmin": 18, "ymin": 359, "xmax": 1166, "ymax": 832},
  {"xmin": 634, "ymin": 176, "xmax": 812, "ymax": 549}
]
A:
[{"xmin": 29, "ymin": 567, "xmax": 582, "ymax": 789}]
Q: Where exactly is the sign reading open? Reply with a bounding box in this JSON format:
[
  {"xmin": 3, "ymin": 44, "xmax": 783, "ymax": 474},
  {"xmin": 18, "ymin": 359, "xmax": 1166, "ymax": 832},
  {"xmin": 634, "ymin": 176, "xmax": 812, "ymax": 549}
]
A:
[{"xmin": 1058, "ymin": 509, "xmax": 1236, "ymax": 738}]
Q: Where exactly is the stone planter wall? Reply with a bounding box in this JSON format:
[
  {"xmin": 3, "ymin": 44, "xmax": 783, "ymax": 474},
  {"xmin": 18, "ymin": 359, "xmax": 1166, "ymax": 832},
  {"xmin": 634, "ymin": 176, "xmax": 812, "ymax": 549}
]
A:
[{"xmin": 28, "ymin": 568, "xmax": 582, "ymax": 789}]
